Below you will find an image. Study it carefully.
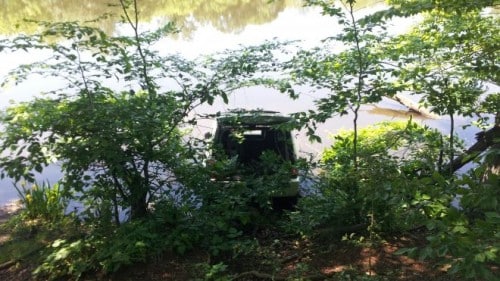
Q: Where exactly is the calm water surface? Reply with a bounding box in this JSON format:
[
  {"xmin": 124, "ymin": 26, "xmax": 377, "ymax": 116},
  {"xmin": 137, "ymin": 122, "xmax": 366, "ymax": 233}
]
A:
[{"xmin": 0, "ymin": 0, "xmax": 483, "ymax": 205}]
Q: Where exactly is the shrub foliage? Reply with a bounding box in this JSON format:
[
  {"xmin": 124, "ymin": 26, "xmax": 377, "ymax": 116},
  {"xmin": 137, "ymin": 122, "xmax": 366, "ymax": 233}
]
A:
[{"xmin": 0, "ymin": 0, "xmax": 498, "ymax": 280}]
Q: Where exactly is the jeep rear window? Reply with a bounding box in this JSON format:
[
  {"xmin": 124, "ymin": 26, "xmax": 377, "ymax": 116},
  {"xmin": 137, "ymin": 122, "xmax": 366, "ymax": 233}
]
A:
[{"xmin": 220, "ymin": 128, "xmax": 294, "ymax": 165}]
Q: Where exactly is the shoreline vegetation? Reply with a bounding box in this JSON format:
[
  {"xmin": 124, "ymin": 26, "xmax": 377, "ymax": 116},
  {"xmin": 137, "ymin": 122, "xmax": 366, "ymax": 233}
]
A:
[
  {"xmin": 0, "ymin": 0, "xmax": 497, "ymax": 280},
  {"xmin": 0, "ymin": 204, "xmax": 474, "ymax": 281}
]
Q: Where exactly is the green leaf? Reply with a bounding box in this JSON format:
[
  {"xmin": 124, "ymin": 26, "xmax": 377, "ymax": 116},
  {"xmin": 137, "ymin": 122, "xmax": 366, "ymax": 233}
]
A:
[
  {"xmin": 485, "ymin": 212, "xmax": 500, "ymax": 224},
  {"xmin": 220, "ymin": 91, "xmax": 228, "ymax": 104},
  {"xmin": 34, "ymin": 164, "xmax": 43, "ymax": 173}
]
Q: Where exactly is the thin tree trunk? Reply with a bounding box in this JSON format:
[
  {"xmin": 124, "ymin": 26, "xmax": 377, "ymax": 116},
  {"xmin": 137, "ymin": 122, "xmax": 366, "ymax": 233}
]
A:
[
  {"xmin": 482, "ymin": 112, "xmax": 500, "ymax": 181},
  {"xmin": 449, "ymin": 113, "xmax": 455, "ymax": 176}
]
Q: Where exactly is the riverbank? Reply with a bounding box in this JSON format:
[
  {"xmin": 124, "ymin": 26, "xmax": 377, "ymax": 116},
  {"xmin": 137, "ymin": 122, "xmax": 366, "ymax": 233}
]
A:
[
  {"xmin": 0, "ymin": 201, "xmax": 21, "ymax": 223},
  {"xmin": 0, "ymin": 201, "xmax": 34, "ymax": 281}
]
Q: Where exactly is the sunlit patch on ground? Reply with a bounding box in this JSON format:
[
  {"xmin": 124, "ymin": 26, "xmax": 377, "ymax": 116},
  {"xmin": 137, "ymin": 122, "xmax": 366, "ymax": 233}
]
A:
[{"xmin": 0, "ymin": 200, "xmax": 21, "ymax": 243}]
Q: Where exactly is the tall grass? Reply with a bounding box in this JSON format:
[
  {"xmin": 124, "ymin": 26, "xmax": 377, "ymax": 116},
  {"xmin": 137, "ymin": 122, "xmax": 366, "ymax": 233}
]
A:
[{"xmin": 14, "ymin": 181, "xmax": 68, "ymax": 222}]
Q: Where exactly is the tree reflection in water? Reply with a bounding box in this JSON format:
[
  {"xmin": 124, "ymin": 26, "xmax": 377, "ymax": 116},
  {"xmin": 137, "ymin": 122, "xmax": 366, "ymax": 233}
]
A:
[
  {"xmin": 0, "ymin": 0, "xmax": 301, "ymax": 36},
  {"xmin": 0, "ymin": 0, "xmax": 385, "ymax": 36}
]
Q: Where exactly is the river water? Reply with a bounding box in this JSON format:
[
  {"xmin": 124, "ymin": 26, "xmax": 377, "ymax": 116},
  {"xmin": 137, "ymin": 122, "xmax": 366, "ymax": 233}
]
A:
[{"xmin": 0, "ymin": 0, "xmax": 485, "ymax": 206}]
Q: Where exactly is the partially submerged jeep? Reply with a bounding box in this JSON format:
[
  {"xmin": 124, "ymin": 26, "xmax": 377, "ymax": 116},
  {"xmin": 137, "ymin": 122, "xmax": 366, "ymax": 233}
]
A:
[{"xmin": 209, "ymin": 110, "xmax": 300, "ymax": 206}]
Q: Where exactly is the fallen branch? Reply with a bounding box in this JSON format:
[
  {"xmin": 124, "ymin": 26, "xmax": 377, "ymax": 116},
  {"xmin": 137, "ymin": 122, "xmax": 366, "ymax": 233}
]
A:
[
  {"xmin": 443, "ymin": 125, "xmax": 500, "ymax": 175},
  {"xmin": 315, "ymin": 223, "xmax": 369, "ymax": 239},
  {"xmin": 234, "ymin": 270, "xmax": 286, "ymax": 280},
  {"xmin": 0, "ymin": 245, "xmax": 45, "ymax": 272},
  {"xmin": 389, "ymin": 94, "xmax": 440, "ymax": 119},
  {"xmin": 0, "ymin": 260, "xmax": 15, "ymax": 271},
  {"xmin": 280, "ymin": 253, "xmax": 301, "ymax": 264},
  {"xmin": 234, "ymin": 270, "xmax": 333, "ymax": 280}
]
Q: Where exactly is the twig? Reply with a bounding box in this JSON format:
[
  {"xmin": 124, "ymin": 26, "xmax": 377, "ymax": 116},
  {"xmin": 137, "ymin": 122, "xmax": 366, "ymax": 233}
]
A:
[
  {"xmin": 0, "ymin": 244, "xmax": 45, "ymax": 271},
  {"xmin": 315, "ymin": 223, "xmax": 369, "ymax": 238},
  {"xmin": 280, "ymin": 253, "xmax": 301, "ymax": 264},
  {"xmin": 0, "ymin": 260, "xmax": 15, "ymax": 270},
  {"xmin": 234, "ymin": 270, "xmax": 334, "ymax": 280},
  {"xmin": 234, "ymin": 270, "xmax": 287, "ymax": 280}
]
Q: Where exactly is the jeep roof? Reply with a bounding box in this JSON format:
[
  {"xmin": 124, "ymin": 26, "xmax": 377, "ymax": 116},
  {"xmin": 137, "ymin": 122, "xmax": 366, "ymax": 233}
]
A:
[{"xmin": 215, "ymin": 109, "xmax": 293, "ymax": 127}]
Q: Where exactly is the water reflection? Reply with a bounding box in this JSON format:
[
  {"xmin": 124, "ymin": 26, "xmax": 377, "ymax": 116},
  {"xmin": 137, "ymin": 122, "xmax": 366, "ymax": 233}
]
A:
[
  {"xmin": 0, "ymin": 0, "xmax": 389, "ymax": 37},
  {"xmin": 0, "ymin": 0, "xmax": 301, "ymax": 36}
]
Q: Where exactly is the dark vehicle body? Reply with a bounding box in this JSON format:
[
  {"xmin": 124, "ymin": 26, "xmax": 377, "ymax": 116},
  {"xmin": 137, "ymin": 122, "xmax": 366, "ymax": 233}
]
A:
[{"xmin": 210, "ymin": 110, "xmax": 300, "ymax": 202}]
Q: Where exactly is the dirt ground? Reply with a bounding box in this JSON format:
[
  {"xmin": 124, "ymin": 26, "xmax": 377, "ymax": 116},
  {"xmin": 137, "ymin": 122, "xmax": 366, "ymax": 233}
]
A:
[
  {"xmin": 0, "ymin": 202, "xmax": 34, "ymax": 281},
  {"xmin": 106, "ymin": 232, "xmax": 455, "ymax": 281},
  {"xmin": 0, "ymin": 201, "xmax": 21, "ymax": 243}
]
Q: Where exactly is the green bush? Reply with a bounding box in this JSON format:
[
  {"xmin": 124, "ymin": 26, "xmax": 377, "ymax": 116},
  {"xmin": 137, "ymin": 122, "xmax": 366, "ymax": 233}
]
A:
[
  {"xmin": 29, "ymin": 154, "xmax": 299, "ymax": 280},
  {"xmin": 34, "ymin": 218, "xmax": 172, "ymax": 279},
  {"xmin": 34, "ymin": 238, "xmax": 94, "ymax": 280},
  {"xmin": 95, "ymin": 221, "xmax": 164, "ymax": 273},
  {"xmin": 173, "ymin": 153, "xmax": 298, "ymax": 256},
  {"xmin": 290, "ymin": 120, "xmax": 459, "ymax": 235},
  {"xmin": 402, "ymin": 154, "xmax": 500, "ymax": 281},
  {"xmin": 194, "ymin": 262, "xmax": 232, "ymax": 281}
]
